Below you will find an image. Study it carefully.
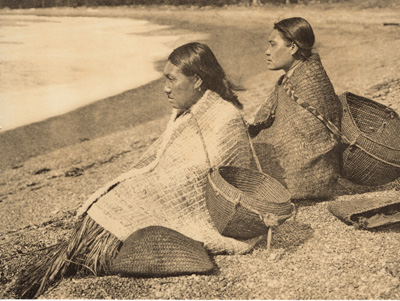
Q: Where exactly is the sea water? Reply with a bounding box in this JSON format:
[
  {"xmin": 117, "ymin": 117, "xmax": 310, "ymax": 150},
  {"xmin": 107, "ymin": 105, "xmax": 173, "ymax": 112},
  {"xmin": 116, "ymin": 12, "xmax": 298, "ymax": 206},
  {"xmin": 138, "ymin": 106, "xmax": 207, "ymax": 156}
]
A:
[{"xmin": 0, "ymin": 15, "xmax": 207, "ymax": 131}]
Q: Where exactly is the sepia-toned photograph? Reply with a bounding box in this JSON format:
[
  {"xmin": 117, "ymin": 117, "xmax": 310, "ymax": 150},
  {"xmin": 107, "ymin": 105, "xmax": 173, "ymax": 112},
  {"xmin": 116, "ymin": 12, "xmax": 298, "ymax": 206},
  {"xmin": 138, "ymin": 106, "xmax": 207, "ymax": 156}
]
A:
[{"xmin": 0, "ymin": 0, "xmax": 399, "ymax": 299}]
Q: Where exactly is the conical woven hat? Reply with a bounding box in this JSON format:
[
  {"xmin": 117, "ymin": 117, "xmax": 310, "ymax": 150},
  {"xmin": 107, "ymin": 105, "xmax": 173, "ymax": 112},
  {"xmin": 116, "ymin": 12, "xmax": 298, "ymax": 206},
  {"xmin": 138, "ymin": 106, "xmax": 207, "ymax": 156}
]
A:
[{"xmin": 110, "ymin": 226, "xmax": 214, "ymax": 277}]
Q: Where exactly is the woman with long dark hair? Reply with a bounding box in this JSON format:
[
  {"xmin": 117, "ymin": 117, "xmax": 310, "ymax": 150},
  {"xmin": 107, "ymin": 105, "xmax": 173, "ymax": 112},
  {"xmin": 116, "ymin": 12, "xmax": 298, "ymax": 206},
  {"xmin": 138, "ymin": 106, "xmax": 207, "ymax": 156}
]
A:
[
  {"xmin": 167, "ymin": 42, "xmax": 242, "ymax": 110},
  {"xmin": 15, "ymin": 42, "xmax": 259, "ymax": 298},
  {"xmin": 249, "ymin": 17, "xmax": 342, "ymax": 200}
]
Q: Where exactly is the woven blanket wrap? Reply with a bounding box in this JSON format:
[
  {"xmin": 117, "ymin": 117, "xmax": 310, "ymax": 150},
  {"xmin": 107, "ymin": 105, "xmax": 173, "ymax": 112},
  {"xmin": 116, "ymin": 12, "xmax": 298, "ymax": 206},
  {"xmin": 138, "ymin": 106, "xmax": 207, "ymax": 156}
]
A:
[
  {"xmin": 78, "ymin": 90, "xmax": 259, "ymax": 255},
  {"xmin": 110, "ymin": 226, "xmax": 214, "ymax": 276},
  {"xmin": 251, "ymin": 54, "xmax": 342, "ymax": 199},
  {"xmin": 328, "ymin": 194, "xmax": 400, "ymax": 229}
]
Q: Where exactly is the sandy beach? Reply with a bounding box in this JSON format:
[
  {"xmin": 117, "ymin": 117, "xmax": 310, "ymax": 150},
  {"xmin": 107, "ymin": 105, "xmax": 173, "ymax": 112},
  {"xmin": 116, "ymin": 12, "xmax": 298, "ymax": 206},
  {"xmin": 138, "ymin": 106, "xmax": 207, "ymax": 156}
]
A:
[
  {"xmin": 1, "ymin": 3, "xmax": 400, "ymax": 299},
  {"xmin": 0, "ymin": 15, "xmax": 209, "ymax": 131}
]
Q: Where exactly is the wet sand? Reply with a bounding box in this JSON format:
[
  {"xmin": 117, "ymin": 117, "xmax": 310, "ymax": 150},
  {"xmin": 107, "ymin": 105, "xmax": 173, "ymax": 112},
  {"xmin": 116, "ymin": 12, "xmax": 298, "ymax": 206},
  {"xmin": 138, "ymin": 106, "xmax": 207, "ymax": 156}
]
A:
[
  {"xmin": 0, "ymin": 6, "xmax": 271, "ymax": 170},
  {"xmin": 0, "ymin": 15, "xmax": 208, "ymax": 131},
  {"xmin": 1, "ymin": 4, "xmax": 400, "ymax": 299}
]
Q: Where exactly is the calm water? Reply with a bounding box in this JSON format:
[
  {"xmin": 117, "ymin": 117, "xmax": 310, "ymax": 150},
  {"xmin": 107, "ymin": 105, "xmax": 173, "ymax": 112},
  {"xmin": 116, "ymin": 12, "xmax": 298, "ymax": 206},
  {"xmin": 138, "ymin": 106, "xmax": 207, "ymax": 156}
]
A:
[{"xmin": 0, "ymin": 15, "xmax": 207, "ymax": 131}]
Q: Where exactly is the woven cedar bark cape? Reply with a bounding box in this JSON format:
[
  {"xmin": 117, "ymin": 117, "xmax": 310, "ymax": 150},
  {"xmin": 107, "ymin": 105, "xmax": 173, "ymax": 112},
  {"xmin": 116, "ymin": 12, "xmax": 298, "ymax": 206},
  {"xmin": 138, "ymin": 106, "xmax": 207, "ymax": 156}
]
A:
[
  {"xmin": 78, "ymin": 90, "xmax": 259, "ymax": 254},
  {"xmin": 251, "ymin": 54, "xmax": 342, "ymax": 199}
]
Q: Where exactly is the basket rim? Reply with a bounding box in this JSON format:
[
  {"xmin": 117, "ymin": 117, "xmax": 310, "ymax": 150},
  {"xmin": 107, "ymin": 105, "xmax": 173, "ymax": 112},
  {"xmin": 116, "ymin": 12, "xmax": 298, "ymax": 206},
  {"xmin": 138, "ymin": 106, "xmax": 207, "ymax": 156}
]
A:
[
  {"xmin": 341, "ymin": 93, "xmax": 400, "ymax": 146},
  {"xmin": 207, "ymin": 166, "xmax": 293, "ymax": 218},
  {"xmin": 353, "ymin": 138, "xmax": 400, "ymax": 168},
  {"xmin": 340, "ymin": 92, "xmax": 400, "ymax": 167},
  {"xmin": 343, "ymin": 91, "xmax": 399, "ymax": 118}
]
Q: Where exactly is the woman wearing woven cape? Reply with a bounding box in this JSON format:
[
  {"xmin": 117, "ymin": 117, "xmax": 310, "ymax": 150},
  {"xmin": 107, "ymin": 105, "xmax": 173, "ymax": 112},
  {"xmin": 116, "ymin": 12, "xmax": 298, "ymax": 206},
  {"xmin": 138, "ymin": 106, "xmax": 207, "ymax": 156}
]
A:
[
  {"xmin": 249, "ymin": 17, "xmax": 342, "ymax": 200},
  {"xmin": 15, "ymin": 42, "xmax": 260, "ymax": 298}
]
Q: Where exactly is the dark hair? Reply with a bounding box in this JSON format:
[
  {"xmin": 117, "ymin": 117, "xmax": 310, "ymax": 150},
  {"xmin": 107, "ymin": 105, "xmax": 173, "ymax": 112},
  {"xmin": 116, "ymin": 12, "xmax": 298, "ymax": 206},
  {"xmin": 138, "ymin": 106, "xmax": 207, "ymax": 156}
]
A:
[
  {"xmin": 168, "ymin": 42, "xmax": 242, "ymax": 109},
  {"xmin": 274, "ymin": 17, "xmax": 315, "ymax": 61}
]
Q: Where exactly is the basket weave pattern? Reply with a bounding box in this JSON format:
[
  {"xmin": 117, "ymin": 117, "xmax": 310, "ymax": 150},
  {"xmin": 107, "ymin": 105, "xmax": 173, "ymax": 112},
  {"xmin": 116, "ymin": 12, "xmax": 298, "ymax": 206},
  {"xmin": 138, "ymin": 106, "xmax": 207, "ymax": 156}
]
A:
[
  {"xmin": 206, "ymin": 166, "xmax": 293, "ymax": 239},
  {"xmin": 79, "ymin": 90, "xmax": 260, "ymax": 255},
  {"xmin": 252, "ymin": 54, "xmax": 342, "ymax": 199},
  {"xmin": 340, "ymin": 92, "xmax": 400, "ymax": 185},
  {"xmin": 110, "ymin": 226, "xmax": 214, "ymax": 276}
]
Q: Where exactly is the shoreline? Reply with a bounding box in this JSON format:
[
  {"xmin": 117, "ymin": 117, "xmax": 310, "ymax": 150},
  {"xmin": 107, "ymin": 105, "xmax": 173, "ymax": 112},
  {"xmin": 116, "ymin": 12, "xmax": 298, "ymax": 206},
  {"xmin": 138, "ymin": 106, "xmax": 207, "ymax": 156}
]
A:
[
  {"xmin": 0, "ymin": 6, "xmax": 272, "ymax": 171},
  {"xmin": 1, "ymin": 5, "xmax": 399, "ymax": 171},
  {"xmin": 1, "ymin": 5, "xmax": 400, "ymax": 299},
  {"xmin": 0, "ymin": 78, "xmax": 170, "ymax": 170},
  {"xmin": 0, "ymin": 14, "xmax": 209, "ymax": 132}
]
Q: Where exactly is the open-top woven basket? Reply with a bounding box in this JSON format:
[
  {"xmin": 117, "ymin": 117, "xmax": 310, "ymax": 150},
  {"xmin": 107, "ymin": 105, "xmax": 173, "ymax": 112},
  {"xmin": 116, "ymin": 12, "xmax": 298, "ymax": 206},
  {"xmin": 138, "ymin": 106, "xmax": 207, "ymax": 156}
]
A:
[
  {"xmin": 339, "ymin": 92, "xmax": 400, "ymax": 186},
  {"xmin": 206, "ymin": 166, "xmax": 293, "ymax": 240}
]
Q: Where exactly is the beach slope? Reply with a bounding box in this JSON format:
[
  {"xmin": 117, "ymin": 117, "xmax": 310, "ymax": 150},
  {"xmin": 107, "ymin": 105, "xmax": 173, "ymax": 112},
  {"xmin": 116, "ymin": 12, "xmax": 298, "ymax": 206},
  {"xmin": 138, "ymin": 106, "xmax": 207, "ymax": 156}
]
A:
[{"xmin": 1, "ymin": 4, "xmax": 400, "ymax": 299}]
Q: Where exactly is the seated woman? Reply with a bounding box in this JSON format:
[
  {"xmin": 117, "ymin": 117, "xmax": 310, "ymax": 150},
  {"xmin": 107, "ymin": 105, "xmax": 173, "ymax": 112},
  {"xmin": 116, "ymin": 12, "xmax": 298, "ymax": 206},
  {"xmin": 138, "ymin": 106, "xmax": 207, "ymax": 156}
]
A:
[
  {"xmin": 16, "ymin": 42, "xmax": 260, "ymax": 299},
  {"xmin": 249, "ymin": 17, "xmax": 342, "ymax": 200}
]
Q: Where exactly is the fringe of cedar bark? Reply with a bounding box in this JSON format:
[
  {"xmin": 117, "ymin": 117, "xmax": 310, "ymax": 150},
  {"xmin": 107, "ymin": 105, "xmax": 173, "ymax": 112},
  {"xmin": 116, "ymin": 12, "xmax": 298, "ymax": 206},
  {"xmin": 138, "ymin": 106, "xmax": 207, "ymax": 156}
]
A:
[{"xmin": 14, "ymin": 215, "xmax": 122, "ymax": 299}]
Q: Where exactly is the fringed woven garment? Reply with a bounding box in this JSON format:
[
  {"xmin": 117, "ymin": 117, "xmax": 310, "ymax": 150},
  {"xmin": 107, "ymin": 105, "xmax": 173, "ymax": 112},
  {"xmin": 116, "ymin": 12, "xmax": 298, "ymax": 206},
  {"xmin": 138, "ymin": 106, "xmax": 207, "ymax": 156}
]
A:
[
  {"xmin": 16, "ymin": 90, "xmax": 260, "ymax": 298},
  {"xmin": 251, "ymin": 54, "xmax": 342, "ymax": 200}
]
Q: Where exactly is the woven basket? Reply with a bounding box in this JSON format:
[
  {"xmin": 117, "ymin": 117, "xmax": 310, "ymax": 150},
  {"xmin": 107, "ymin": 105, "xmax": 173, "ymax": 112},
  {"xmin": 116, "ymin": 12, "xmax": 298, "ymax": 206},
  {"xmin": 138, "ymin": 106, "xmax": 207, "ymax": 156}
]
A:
[
  {"xmin": 339, "ymin": 92, "xmax": 400, "ymax": 186},
  {"xmin": 110, "ymin": 226, "xmax": 214, "ymax": 276},
  {"xmin": 206, "ymin": 166, "xmax": 293, "ymax": 240}
]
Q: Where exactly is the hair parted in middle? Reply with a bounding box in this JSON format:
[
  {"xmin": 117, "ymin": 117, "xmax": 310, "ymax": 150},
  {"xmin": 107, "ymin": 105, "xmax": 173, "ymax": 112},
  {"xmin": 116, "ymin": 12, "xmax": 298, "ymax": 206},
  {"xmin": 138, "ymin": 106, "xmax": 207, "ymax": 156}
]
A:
[
  {"xmin": 168, "ymin": 42, "xmax": 242, "ymax": 109},
  {"xmin": 274, "ymin": 17, "xmax": 315, "ymax": 61}
]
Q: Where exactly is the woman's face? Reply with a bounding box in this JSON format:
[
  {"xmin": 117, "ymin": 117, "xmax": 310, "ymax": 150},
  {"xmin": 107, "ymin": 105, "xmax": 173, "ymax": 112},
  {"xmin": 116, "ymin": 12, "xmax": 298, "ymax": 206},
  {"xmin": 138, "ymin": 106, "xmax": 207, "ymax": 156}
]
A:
[
  {"xmin": 265, "ymin": 29, "xmax": 296, "ymax": 73},
  {"xmin": 163, "ymin": 61, "xmax": 201, "ymax": 110}
]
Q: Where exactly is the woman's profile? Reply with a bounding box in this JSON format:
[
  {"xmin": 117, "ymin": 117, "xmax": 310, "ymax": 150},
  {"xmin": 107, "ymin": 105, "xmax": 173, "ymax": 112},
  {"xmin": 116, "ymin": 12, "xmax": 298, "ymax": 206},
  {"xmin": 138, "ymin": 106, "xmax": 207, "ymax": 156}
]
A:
[
  {"xmin": 15, "ymin": 42, "xmax": 259, "ymax": 299},
  {"xmin": 249, "ymin": 17, "xmax": 342, "ymax": 200}
]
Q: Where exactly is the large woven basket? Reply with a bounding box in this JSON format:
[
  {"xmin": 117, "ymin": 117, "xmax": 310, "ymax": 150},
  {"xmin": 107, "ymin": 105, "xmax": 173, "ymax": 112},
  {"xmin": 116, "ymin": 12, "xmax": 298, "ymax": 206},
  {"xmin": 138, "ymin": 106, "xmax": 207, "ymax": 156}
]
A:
[
  {"xmin": 206, "ymin": 166, "xmax": 293, "ymax": 240},
  {"xmin": 339, "ymin": 92, "xmax": 400, "ymax": 186},
  {"xmin": 110, "ymin": 226, "xmax": 214, "ymax": 276}
]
